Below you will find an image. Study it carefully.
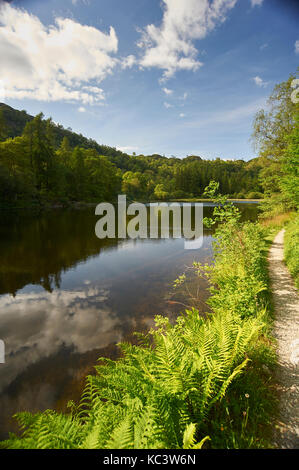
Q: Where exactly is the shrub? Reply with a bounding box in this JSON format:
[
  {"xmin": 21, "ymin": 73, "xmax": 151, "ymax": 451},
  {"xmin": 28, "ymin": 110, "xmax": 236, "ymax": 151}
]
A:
[
  {"xmin": 284, "ymin": 213, "xmax": 299, "ymax": 289},
  {"xmin": 246, "ymin": 191, "xmax": 263, "ymax": 200}
]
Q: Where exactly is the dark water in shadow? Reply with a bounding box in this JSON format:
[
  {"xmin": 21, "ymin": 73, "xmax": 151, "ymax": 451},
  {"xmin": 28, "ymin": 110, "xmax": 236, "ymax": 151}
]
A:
[{"xmin": 0, "ymin": 202, "xmax": 260, "ymax": 438}]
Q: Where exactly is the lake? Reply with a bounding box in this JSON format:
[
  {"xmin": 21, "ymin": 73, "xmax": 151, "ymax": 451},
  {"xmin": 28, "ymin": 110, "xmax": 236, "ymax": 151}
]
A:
[{"xmin": 0, "ymin": 202, "xmax": 260, "ymax": 438}]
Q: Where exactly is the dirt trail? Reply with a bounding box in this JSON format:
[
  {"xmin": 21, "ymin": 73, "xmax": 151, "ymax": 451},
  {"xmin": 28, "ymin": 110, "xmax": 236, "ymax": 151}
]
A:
[{"xmin": 268, "ymin": 229, "xmax": 299, "ymax": 449}]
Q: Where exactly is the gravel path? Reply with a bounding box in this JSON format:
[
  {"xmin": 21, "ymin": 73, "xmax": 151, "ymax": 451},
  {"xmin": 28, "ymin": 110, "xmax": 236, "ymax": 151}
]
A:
[{"xmin": 269, "ymin": 229, "xmax": 299, "ymax": 449}]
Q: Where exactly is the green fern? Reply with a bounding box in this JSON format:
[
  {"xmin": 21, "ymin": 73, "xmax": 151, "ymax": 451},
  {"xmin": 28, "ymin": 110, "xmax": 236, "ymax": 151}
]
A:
[{"xmin": 183, "ymin": 423, "xmax": 210, "ymax": 449}]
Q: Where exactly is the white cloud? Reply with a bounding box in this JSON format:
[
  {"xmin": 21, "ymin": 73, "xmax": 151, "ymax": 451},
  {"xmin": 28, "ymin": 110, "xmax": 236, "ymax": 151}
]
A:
[
  {"xmin": 180, "ymin": 92, "xmax": 188, "ymax": 100},
  {"xmin": 117, "ymin": 145, "xmax": 139, "ymax": 153},
  {"xmin": 0, "ymin": 3, "xmax": 118, "ymax": 103},
  {"xmin": 162, "ymin": 87, "xmax": 173, "ymax": 95},
  {"xmin": 295, "ymin": 40, "xmax": 299, "ymax": 54},
  {"xmin": 0, "ymin": 79, "xmax": 5, "ymax": 100},
  {"xmin": 164, "ymin": 102, "xmax": 173, "ymax": 108},
  {"xmin": 252, "ymin": 75, "xmax": 268, "ymax": 87},
  {"xmin": 137, "ymin": 0, "xmax": 238, "ymax": 81},
  {"xmin": 121, "ymin": 54, "xmax": 136, "ymax": 69},
  {"xmin": 78, "ymin": 106, "xmax": 86, "ymax": 112},
  {"xmin": 71, "ymin": 0, "xmax": 91, "ymax": 6},
  {"xmin": 179, "ymin": 113, "xmax": 186, "ymax": 118},
  {"xmin": 250, "ymin": 0, "xmax": 263, "ymax": 6}
]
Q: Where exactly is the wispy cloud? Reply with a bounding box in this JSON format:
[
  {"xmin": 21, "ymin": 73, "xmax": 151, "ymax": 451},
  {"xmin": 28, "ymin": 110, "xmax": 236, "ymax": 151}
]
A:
[
  {"xmin": 162, "ymin": 87, "xmax": 173, "ymax": 95},
  {"xmin": 184, "ymin": 98, "xmax": 267, "ymax": 128},
  {"xmin": 137, "ymin": 0, "xmax": 238, "ymax": 81},
  {"xmin": 259, "ymin": 43, "xmax": 268, "ymax": 51},
  {"xmin": 295, "ymin": 40, "xmax": 299, "ymax": 54},
  {"xmin": 250, "ymin": 0, "xmax": 263, "ymax": 7},
  {"xmin": 71, "ymin": 0, "xmax": 91, "ymax": 6},
  {"xmin": 252, "ymin": 75, "xmax": 268, "ymax": 87},
  {"xmin": 164, "ymin": 102, "xmax": 173, "ymax": 109},
  {"xmin": 116, "ymin": 145, "xmax": 139, "ymax": 153}
]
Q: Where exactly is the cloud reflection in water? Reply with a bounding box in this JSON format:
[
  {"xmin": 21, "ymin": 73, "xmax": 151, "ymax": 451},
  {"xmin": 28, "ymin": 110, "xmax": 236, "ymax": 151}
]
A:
[{"xmin": 0, "ymin": 285, "xmax": 121, "ymax": 393}]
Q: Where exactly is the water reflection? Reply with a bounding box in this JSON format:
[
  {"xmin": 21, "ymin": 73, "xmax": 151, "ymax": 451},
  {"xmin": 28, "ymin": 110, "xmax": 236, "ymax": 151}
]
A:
[
  {"xmin": 0, "ymin": 286, "xmax": 116, "ymax": 392},
  {"xmin": 0, "ymin": 203, "xmax": 259, "ymax": 438}
]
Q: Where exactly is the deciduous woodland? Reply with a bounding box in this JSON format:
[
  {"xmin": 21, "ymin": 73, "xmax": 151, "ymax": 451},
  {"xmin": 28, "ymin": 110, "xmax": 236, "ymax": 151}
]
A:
[
  {"xmin": 0, "ymin": 104, "xmax": 265, "ymax": 205},
  {"xmin": 0, "ymin": 72, "xmax": 298, "ymax": 449}
]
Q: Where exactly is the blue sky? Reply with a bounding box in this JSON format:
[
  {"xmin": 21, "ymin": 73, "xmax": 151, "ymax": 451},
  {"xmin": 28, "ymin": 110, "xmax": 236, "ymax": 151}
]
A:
[{"xmin": 0, "ymin": 0, "xmax": 298, "ymax": 160}]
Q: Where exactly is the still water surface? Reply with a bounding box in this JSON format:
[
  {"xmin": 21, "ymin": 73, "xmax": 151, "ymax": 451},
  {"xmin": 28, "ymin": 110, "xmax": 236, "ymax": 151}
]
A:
[{"xmin": 0, "ymin": 202, "xmax": 259, "ymax": 438}]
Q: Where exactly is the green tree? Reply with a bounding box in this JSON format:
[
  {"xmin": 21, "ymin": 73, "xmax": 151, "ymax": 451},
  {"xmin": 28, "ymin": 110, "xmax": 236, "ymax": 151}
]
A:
[
  {"xmin": 252, "ymin": 73, "xmax": 298, "ymax": 197},
  {"xmin": 154, "ymin": 183, "xmax": 169, "ymax": 200},
  {"xmin": 85, "ymin": 150, "xmax": 121, "ymax": 201},
  {"xmin": 0, "ymin": 136, "xmax": 35, "ymax": 201},
  {"xmin": 280, "ymin": 112, "xmax": 299, "ymax": 208},
  {"xmin": 57, "ymin": 137, "xmax": 72, "ymax": 167},
  {"xmin": 23, "ymin": 113, "xmax": 55, "ymax": 195},
  {"xmin": 0, "ymin": 109, "xmax": 9, "ymax": 141},
  {"xmin": 70, "ymin": 147, "xmax": 88, "ymax": 200}
]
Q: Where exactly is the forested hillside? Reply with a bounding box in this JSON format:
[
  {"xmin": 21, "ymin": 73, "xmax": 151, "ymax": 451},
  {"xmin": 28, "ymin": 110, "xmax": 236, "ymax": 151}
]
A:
[
  {"xmin": 0, "ymin": 103, "xmax": 129, "ymax": 159},
  {"xmin": 0, "ymin": 103, "xmax": 264, "ymax": 205}
]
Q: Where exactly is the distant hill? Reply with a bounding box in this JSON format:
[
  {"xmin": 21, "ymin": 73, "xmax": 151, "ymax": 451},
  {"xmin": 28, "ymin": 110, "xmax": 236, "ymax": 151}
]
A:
[
  {"xmin": 0, "ymin": 102, "xmax": 129, "ymax": 159},
  {"xmin": 0, "ymin": 103, "xmax": 33, "ymax": 139},
  {"xmin": 0, "ymin": 102, "xmax": 254, "ymax": 170}
]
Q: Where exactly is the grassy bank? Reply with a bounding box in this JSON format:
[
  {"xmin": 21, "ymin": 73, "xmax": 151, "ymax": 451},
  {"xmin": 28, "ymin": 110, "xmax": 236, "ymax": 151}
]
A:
[
  {"xmin": 284, "ymin": 213, "xmax": 299, "ymax": 290},
  {"xmin": 1, "ymin": 209, "xmax": 279, "ymax": 449},
  {"xmin": 171, "ymin": 198, "xmax": 263, "ymax": 203}
]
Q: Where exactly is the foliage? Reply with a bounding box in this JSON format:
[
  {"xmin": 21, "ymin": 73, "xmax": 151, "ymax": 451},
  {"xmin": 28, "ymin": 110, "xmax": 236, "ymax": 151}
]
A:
[
  {"xmin": 202, "ymin": 181, "xmax": 241, "ymax": 228},
  {"xmin": 0, "ymin": 117, "xmax": 121, "ymax": 204},
  {"xmin": 252, "ymin": 71, "xmax": 299, "ymax": 214},
  {"xmin": 280, "ymin": 112, "xmax": 299, "ymax": 209},
  {"xmin": 175, "ymin": 183, "xmax": 268, "ymax": 321},
  {"xmin": 172, "ymin": 186, "xmax": 277, "ymax": 448},
  {"xmin": 198, "ymin": 223, "xmax": 268, "ymax": 320},
  {"xmin": 284, "ymin": 213, "xmax": 299, "ymax": 289},
  {"xmin": 154, "ymin": 183, "xmax": 169, "ymax": 200}
]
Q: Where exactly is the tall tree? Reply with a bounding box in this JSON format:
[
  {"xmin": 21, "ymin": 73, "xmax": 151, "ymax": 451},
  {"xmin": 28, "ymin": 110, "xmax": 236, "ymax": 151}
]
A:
[
  {"xmin": 252, "ymin": 73, "xmax": 298, "ymax": 197},
  {"xmin": 0, "ymin": 110, "xmax": 9, "ymax": 141},
  {"xmin": 23, "ymin": 113, "xmax": 55, "ymax": 195},
  {"xmin": 280, "ymin": 111, "xmax": 299, "ymax": 208}
]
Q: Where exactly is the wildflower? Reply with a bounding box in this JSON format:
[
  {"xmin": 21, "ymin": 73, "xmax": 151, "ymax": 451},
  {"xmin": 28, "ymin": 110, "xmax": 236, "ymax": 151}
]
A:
[
  {"xmin": 243, "ymin": 411, "xmax": 247, "ymax": 417},
  {"xmin": 245, "ymin": 393, "xmax": 249, "ymax": 398}
]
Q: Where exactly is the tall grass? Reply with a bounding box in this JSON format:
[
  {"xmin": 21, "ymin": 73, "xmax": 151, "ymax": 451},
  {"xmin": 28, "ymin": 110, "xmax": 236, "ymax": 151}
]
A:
[{"xmin": 284, "ymin": 213, "xmax": 299, "ymax": 289}]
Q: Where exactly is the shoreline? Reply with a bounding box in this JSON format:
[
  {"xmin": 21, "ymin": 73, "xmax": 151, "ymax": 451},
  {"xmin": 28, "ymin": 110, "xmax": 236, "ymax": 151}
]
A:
[
  {"xmin": 171, "ymin": 198, "xmax": 263, "ymax": 203},
  {"xmin": 0, "ymin": 198, "xmax": 263, "ymax": 211}
]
